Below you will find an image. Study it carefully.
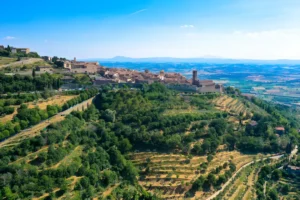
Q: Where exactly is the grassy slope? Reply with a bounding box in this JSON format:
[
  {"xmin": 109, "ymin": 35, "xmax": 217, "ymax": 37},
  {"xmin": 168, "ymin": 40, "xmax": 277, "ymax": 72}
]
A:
[{"xmin": 0, "ymin": 57, "xmax": 18, "ymax": 65}]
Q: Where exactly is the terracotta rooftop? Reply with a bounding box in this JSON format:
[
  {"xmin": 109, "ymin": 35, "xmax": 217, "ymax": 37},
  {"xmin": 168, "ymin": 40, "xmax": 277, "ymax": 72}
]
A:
[
  {"xmin": 288, "ymin": 165, "xmax": 300, "ymax": 170},
  {"xmin": 275, "ymin": 127, "xmax": 285, "ymax": 131},
  {"xmin": 249, "ymin": 121, "xmax": 258, "ymax": 126}
]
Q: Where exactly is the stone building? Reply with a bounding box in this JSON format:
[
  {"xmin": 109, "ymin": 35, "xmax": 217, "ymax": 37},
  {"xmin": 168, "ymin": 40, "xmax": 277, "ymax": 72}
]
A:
[
  {"xmin": 63, "ymin": 57, "xmax": 101, "ymax": 74},
  {"xmin": 11, "ymin": 48, "xmax": 30, "ymax": 54},
  {"xmin": 191, "ymin": 70, "xmax": 224, "ymax": 93}
]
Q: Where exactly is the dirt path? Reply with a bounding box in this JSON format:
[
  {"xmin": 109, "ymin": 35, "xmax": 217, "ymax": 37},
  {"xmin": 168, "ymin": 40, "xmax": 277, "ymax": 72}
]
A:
[
  {"xmin": 0, "ymin": 97, "xmax": 95, "ymax": 149},
  {"xmin": 102, "ymin": 183, "xmax": 121, "ymax": 199},
  {"xmin": 50, "ymin": 146, "xmax": 82, "ymax": 169},
  {"xmin": 9, "ymin": 145, "xmax": 49, "ymax": 165}
]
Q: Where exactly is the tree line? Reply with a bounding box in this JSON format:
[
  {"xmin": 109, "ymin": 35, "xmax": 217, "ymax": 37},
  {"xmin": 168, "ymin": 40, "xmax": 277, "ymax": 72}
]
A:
[{"xmin": 0, "ymin": 73, "xmax": 62, "ymax": 94}]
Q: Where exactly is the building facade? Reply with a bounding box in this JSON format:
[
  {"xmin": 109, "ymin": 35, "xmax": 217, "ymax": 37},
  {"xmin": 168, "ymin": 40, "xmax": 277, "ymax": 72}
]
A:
[{"xmin": 11, "ymin": 48, "xmax": 30, "ymax": 54}]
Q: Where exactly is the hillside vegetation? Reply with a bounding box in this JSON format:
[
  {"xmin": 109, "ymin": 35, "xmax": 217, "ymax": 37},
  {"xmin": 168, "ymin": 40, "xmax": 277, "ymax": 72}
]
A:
[{"xmin": 0, "ymin": 83, "xmax": 299, "ymax": 199}]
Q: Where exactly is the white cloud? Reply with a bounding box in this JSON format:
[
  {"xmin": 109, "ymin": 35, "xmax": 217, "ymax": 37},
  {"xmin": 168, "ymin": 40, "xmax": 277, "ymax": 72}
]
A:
[
  {"xmin": 180, "ymin": 25, "xmax": 194, "ymax": 28},
  {"xmin": 4, "ymin": 36, "xmax": 16, "ymax": 40},
  {"xmin": 129, "ymin": 9, "xmax": 147, "ymax": 16}
]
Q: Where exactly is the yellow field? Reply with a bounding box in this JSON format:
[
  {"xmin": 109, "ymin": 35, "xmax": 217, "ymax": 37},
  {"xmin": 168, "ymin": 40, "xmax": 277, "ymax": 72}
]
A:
[
  {"xmin": 129, "ymin": 151, "xmax": 254, "ymax": 199},
  {"xmin": 27, "ymin": 95, "xmax": 77, "ymax": 110}
]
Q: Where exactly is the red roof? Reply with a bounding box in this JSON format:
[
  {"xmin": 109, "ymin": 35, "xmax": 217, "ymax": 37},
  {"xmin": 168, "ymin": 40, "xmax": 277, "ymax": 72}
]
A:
[{"xmin": 275, "ymin": 127, "xmax": 285, "ymax": 131}]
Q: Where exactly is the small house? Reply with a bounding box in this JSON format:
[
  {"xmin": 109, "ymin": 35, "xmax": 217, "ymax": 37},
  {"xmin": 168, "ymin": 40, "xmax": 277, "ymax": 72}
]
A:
[{"xmin": 275, "ymin": 127, "xmax": 285, "ymax": 135}]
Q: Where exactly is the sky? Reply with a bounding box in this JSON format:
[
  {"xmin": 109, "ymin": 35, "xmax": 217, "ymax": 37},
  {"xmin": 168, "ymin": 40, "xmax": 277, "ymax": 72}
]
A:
[{"xmin": 1, "ymin": 0, "xmax": 300, "ymax": 60}]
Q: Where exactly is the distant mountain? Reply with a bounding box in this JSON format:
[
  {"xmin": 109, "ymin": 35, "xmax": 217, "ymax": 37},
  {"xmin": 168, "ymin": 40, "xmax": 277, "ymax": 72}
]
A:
[{"xmin": 83, "ymin": 56, "xmax": 300, "ymax": 64}]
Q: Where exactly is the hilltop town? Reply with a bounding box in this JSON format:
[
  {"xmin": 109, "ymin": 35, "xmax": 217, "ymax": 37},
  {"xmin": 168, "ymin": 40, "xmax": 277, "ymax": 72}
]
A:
[{"xmin": 0, "ymin": 45, "xmax": 223, "ymax": 93}]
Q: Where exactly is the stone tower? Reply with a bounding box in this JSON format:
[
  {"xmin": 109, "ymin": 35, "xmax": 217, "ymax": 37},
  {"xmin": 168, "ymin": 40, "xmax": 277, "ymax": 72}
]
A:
[
  {"xmin": 192, "ymin": 70, "xmax": 198, "ymax": 85},
  {"xmin": 74, "ymin": 57, "xmax": 76, "ymax": 62}
]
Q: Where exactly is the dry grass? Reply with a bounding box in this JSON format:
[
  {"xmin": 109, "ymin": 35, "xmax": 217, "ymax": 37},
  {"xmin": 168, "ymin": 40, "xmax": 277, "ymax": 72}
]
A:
[
  {"xmin": 68, "ymin": 176, "xmax": 83, "ymax": 190},
  {"xmin": 0, "ymin": 58, "xmax": 46, "ymax": 69},
  {"xmin": 0, "ymin": 57, "xmax": 18, "ymax": 66},
  {"xmin": 101, "ymin": 183, "xmax": 121, "ymax": 199},
  {"xmin": 27, "ymin": 95, "xmax": 77, "ymax": 110},
  {"xmin": 0, "ymin": 105, "xmax": 18, "ymax": 123},
  {"xmin": 32, "ymin": 188, "xmax": 60, "ymax": 200}
]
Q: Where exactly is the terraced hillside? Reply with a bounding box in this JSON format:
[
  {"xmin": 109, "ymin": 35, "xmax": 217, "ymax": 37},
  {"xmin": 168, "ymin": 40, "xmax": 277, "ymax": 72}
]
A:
[
  {"xmin": 129, "ymin": 151, "xmax": 255, "ymax": 199},
  {"xmin": 212, "ymin": 95, "xmax": 249, "ymax": 117},
  {"xmin": 211, "ymin": 95, "xmax": 269, "ymax": 126},
  {"xmin": 212, "ymin": 95, "xmax": 268, "ymax": 117}
]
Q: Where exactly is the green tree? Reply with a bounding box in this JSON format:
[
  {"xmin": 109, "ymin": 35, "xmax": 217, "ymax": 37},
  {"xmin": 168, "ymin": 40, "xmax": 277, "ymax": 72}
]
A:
[
  {"xmin": 119, "ymin": 138, "xmax": 132, "ymax": 153},
  {"xmin": 122, "ymin": 162, "xmax": 138, "ymax": 183},
  {"xmin": 272, "ymin": 169, "xmax": 282, "ymax": 181},
  {"xmin": 207, "ymin": 155, "xmax": 213, "ymax": 162},
  {"xmin": 32, "ymin": 68, "xmax": 36, "ymax": 77},
  {"xmin": 103, "ymin": 109, "xmax": 116, "ymax": 122}
]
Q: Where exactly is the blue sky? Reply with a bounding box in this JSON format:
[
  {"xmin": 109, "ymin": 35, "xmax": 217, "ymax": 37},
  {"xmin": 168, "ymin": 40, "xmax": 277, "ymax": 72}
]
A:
[{"xmin": 1, "ymin": 0, "xmax": 300, "ymax": 59}]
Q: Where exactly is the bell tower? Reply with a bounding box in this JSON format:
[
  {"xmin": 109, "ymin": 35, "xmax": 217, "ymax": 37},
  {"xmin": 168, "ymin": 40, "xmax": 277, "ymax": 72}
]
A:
[{"xmin": 192, "ymin": 70, "xmax": 198, "ymax": 85}]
